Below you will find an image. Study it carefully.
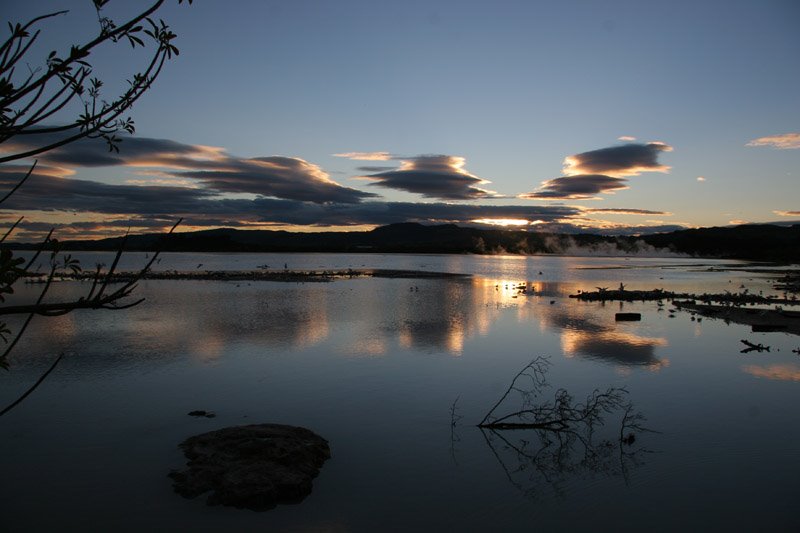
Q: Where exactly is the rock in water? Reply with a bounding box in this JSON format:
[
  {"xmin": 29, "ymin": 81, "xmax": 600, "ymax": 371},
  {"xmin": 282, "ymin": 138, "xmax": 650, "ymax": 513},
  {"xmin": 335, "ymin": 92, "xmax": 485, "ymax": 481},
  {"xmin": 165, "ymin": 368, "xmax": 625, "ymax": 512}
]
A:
[
  {"xmin": 169, "ymin": 424, "xmax": 330, "ymax": 510},
  {"xmin": 187, "ymin": 410, "xmax": 215, "ymax": 418}
]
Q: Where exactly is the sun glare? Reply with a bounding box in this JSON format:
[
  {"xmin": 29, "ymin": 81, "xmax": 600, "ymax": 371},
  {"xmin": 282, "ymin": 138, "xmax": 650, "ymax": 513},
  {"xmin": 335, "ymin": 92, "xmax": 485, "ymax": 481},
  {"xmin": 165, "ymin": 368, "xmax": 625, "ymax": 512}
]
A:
[{"xmin": 472, "ymin": 218, "xmax": 531, "ymax": 227}]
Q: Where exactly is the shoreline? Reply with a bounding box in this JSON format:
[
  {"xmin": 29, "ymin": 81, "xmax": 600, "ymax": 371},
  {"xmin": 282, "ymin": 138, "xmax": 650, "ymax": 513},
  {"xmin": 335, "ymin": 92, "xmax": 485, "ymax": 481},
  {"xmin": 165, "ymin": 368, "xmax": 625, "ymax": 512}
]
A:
[
  {"xmin": 569, "ymin": 287, "xmax": 799, "ymax": 307},
  {"xmin": 24, "ymin": 268, "xmax": 472, "ymax": 284}
]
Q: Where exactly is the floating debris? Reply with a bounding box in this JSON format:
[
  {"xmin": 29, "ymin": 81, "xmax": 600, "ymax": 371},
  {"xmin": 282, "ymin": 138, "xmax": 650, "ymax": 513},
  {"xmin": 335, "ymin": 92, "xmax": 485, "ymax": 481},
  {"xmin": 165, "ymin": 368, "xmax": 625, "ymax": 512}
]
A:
[
  {"xmin": 188, "ymin": 410, "xmax": 216, "ymax": 418},
  {"xmin": 615, "ymin": 313, "xmax": 642, "ymax": 321},
  {"xmin": 571, "ymin": 287, "xmax": 797, "ymax": 306},
  {"xmin": 740, "ymin": 339, "xmax": 770, "ymax": 353},
  {"xmin": 676, "ymin": 302, "xmax": 800, "ymax": 336}
]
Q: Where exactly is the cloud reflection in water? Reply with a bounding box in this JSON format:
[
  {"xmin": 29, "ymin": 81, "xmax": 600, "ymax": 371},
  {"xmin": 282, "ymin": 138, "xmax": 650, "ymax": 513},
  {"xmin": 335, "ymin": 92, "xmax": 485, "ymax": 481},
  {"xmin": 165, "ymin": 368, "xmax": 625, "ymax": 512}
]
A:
[
  {"xmin": 540, "ymin": 308, "xmax": 669, "ymax": 370},
  {"xmin": 9, "ymin": 276, "xmax": 670, "ymax": 368},
  {"xmin": 742, "ymin": 364, "xmax": 800, "ymax": 382}
]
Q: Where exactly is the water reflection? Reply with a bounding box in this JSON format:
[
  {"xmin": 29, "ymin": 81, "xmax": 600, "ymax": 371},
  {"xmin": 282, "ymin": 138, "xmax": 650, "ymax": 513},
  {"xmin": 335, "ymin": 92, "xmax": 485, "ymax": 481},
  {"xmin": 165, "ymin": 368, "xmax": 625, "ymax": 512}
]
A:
[
  {"xmin": 480, "ymin": 427, "xmax": 651, "ymax": 499},
  {"xmin": 742, "ymin": 364, "xmax": 800, "ymax": 382},
  {"xmin": 560, "ymin": 327, "xmax": 668, "ymax": 369},
  {"xmin": 475, "ymin": 357, "xmax": 656, "ymax": 499},
  {"xmin": 530, "ymin": 300, "xmax": 669, "ymax": 369},
  {"xmin": 4, "ymin": 259, "xmax": 800, "ymax": 530},
  {"xmin": 9, "ymin": 276, "xmax": 674, "ymax": 367}
]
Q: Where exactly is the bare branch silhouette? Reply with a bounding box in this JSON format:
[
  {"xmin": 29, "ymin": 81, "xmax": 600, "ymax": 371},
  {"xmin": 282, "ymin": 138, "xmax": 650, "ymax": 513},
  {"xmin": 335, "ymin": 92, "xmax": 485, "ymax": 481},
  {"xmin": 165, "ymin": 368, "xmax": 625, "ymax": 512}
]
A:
[
  {"xmin": 0, "ymin": 352, "xmax": 64, "ymax": 416},
  {"xmin": 476, "ymin": 357, "xmax": 658, "ymax": 498}
]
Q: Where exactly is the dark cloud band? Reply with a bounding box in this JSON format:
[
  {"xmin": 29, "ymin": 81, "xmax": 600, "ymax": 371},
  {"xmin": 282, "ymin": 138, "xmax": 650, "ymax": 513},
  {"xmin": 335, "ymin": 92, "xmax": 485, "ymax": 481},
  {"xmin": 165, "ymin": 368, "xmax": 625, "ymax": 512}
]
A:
[
  {"xmin": 521, "ymin": 174, "xmax": 628, "ymax": 200},
  {"xmin": 563, "ymin": 142, "xmax": 672, "ymax": 177},
  {"xmin": 0, "ymin": 165, "xmax": 577, "ymax": 228},
  {"xmin": 1, "ymin": 133, "xmax": 374, "ymax": 204},
  {"xmin": 585, "ymin": 208, "xmax": 672, "ymax": 216},
  {"xmin": 359, "ymin": 154, "xmax": 495, "ymax": 200}
]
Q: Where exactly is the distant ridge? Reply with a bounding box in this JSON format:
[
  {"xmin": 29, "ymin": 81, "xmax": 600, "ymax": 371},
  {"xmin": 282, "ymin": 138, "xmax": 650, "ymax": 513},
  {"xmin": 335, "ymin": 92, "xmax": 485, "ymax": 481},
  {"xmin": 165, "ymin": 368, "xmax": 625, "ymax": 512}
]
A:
[
  {"xmin": 642, "ymin": 224, "xmax": 800, "ymax": 261},
  {"xmin": 10, "ymin": 223, "xmax": 800, "ymax": 262}
]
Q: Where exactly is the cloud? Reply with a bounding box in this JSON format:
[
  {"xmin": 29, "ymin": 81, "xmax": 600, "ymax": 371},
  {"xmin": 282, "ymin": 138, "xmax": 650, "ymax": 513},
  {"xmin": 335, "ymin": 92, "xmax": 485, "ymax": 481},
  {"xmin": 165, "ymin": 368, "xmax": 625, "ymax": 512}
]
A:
[
  {"xmin": 125, "ymin": 177, "xmax": 199, "ymax": 187},
  {"xmin": 18, "ymin": 216, "xmax": 175, "ymax": 235},
  {"xmin": 174, "ymin": 156, "xmax": 376, "ymax": 204},
  {"xmin": 617, "ymin": 135, "xmax": 636, "ymax": 141},
  {"xmin": 521, "ymin": 141, "xmax": 674, "ymax": 201},
  {"xmin": 0, "ymin": 164, "xmax": 581, "ymax": 229},
  {"xmin": 0, "ymin": 163, "xmax": 74, "ymax": 179},
  {"xmin": 746, "ymin": 133, "xmax": 800, "ymax": 150},
  {"xmin": 299, "ymin": 202, "xmax": 579, "ymax": 227},
  {"xmin": 2, "ymin": 174, "xmax": 688, "ymax": 240},
  {"xmin": 356, "ymin": 166, "xmax": 397, "ymax": 172},
  {"xmin": 1, "ymin": 134, "xmax": 685, "ymax": 240},
  {"xmin": 2, "ymin": 133, "xmax": 374, "ymax": 204},
  {"xmin": 0, "ymin": 165, "xmax": 217, "ymax": 214},
  {"xmin": 696, "ymin": 176, "xmax": 706, "ymax": 182},
  {"xmin": 520, "ymin": 174, "xmax": 628, "ymax": 200},
  {"xmin": 540, "ymin": 218, "xmax": 687, "ymax": 236},
  {"xmin": 584, "ymin": 208, "xmax": 672, "ymax": 216},
  {"xmin": 563, "ymin": 142, "xmax": 673, "ymax": 177},
  {"xmin": 332, "ymin": 151, "xmax": 394, "ymax": 160},
  {"xmin": 358, "ymin": 155, "xmax": 496, "ymax": 200},
  {"xmin": 773, "ymin": 210, "xmax": 800, "ymax": 217},
  {"xmin": 1, "ymin": 132, "xmax": 225, "ymax": 169}
]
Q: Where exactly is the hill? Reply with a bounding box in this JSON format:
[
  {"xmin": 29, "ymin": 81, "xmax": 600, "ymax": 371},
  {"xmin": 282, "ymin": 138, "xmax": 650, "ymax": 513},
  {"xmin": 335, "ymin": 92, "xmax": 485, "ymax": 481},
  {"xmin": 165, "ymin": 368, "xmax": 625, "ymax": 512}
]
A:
[
  {"xmin": 641, "ymin": 224, "xmax": 800, "ymax": 262},
  {"xmin": 11, "ymin": 223, "xmax": 800, "ymax": 261}
]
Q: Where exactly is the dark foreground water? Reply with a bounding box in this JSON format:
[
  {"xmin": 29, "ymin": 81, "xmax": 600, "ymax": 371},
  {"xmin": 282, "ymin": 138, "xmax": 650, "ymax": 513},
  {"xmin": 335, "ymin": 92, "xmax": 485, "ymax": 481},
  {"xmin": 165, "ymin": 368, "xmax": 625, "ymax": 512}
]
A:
[{"xmin": 2, "ymin": 253, "xmax": 799, "ymax": 531}]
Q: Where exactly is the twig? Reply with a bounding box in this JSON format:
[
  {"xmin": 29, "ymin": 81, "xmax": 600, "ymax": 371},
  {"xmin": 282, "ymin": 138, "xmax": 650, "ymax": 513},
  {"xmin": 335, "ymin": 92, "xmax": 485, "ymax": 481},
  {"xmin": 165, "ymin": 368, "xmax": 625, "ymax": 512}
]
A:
[
  {"xmin": 479, "ymin": 356, "xmax": 550, "ymax": 426},
  {"xmin": 0, "ymin": 352, "xmax": 64, "ymax": 417},
  {"xmin": 0, "ymin": 218, "xmax": 181, "ymax": 317},
  {"xmin": 0, "ymin": 264, "xmax": 56, "ymax": 363},
  {"xmin": 0, "ymin": 216, "xmax": 24, "ymax": 243},
  {"xmin": 449, "ymin": 396, "xmax": 463, "ymax": 428},
  {"xmin": 0, "ymin": 160, "xmax": 37, "ymax": 205}
]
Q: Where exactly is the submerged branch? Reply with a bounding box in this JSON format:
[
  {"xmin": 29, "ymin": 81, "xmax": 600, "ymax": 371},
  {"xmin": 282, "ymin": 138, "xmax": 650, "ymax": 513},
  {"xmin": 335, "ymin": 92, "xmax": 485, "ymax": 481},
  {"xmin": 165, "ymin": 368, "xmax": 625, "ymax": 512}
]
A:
[{"xmin": 476, "ymin": 357, "xmax": 658, "ymax": 498}]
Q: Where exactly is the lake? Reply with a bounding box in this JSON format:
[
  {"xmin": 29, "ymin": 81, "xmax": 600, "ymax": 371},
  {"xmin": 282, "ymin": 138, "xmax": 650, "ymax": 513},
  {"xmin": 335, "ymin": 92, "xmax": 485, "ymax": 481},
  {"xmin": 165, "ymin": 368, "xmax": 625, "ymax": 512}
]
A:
[{"xmin": 2, "ymin": 253, "xmax": 799, "ymax": 531}]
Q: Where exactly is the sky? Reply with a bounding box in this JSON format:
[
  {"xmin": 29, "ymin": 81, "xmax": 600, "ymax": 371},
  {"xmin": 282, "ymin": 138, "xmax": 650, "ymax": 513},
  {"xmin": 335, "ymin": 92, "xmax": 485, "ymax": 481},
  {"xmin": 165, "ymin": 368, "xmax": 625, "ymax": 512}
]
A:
[{"xmin": 1, "ymin": 0, "xmax": 799, "ymax": 240}]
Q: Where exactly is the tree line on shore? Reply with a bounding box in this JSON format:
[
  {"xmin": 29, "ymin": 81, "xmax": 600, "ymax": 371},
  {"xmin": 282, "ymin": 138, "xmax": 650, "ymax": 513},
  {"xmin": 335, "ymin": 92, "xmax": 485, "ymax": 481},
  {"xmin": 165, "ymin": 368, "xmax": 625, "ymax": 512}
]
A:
[{"xmin": 10, "ymin": 222, "xmax": 800, "ymax": 262}]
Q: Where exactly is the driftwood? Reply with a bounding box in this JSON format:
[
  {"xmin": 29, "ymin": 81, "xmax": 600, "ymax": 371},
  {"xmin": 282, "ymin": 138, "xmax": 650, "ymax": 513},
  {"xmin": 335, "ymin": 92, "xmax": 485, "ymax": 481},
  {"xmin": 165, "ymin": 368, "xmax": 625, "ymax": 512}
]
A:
[
  {"xmin": 475, "ymin": 357, "xmax": 656, "ymax": 497},
  {"xmin": 740, "ymin": 339, "xmax": 770, "ymax": 353},
  {"xmin": 478, "ymin": 357, "xmax": 652, "ymax": 439}
]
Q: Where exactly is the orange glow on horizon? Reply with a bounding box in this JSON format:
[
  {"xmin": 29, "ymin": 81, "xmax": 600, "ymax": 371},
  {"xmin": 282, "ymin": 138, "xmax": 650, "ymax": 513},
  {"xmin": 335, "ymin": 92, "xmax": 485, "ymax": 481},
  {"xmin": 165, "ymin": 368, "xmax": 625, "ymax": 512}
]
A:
[{"xmin": 472, "ymin": 218, "xmax": 531, "ymax": 227}]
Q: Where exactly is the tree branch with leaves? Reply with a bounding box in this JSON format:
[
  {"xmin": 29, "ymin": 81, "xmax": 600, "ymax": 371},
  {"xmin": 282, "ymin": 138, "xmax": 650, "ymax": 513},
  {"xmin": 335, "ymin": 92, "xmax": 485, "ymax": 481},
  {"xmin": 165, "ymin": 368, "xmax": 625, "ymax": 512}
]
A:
[
  {"xmin": 0, "ymin": 0, "xmax": 191, "ymax": 415},
  {"xmin": 0, "ymin": 0, "xmax": 192, "ymax": 159}
]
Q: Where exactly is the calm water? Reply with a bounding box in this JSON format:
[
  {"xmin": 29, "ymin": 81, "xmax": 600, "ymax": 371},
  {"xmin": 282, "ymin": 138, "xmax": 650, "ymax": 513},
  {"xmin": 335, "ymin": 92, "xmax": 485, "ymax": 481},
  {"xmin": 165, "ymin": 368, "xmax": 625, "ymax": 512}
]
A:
[{"xmin": 2, "ymin": 253, "xmax": 799, "ymax": 531}]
